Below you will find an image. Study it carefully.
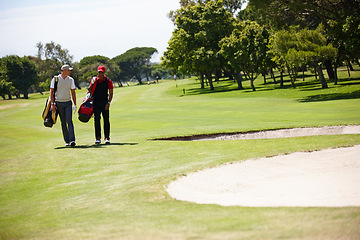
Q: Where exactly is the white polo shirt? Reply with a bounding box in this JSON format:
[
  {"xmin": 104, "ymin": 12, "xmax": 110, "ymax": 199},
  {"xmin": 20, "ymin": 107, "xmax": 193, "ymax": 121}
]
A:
[{"xmin": 50, "ymin": 74, "xmax": 76, "ymax": 102}]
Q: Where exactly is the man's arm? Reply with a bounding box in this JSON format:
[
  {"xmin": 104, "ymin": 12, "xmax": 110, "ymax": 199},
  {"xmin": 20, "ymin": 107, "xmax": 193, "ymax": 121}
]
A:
[
  {"xmin": 71, "ymin": 89, "xmax": 77, "ymax": 106},
  {"xmin": 105, "ymin": 89, "xmax": 113, "ymax": 110},
  {"xmin": 108, "ymin": 89, "xmax": 113, "ymax": 103}
]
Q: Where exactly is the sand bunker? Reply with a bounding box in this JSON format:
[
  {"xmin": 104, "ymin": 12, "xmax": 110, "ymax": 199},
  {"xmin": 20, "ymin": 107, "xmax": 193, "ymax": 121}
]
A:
[
  {"xmin": 166, "ymin": 126, "xmax": 360, "ymax": 207},
  {"xmin": 197, "ymin": 125, "xmax": 360, "ymax": 141}
]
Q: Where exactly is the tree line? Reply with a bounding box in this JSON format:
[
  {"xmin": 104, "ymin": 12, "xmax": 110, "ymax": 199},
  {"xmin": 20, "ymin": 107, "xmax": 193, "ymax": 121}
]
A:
[
  {"xmin": 162, "ymin": 0, "xmax": 360, "ymax": 91},
  {"xmin": 0, "ymin": 43, "xmax": 168, "ymax": 99}
]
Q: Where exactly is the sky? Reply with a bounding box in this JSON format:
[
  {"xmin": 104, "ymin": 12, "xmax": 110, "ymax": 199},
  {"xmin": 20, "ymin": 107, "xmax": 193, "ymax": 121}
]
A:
[{"xmin": 0, "ymin": 0, "xmax": 180, "ymax": 63}]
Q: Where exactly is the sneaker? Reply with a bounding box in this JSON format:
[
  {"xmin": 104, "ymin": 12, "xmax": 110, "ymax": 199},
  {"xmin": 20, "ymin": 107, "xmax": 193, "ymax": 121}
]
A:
[
  {"xmin": 70, "ymin": 141, "xmax": 76, "ymax": 147},
  {"xmin": 105, "ymin": 139, "xmax": 110, "ymax": 145},
  {"xmin": 95, "ymin": 139, "xmax": 101, "ymax": 145},
  {"xmin": 65, "ymin": 143, "xmax": 70, "ymax": 147}
]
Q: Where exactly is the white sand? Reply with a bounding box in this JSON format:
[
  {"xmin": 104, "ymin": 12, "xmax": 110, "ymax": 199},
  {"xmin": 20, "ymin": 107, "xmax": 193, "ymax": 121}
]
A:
[
  {"xmin": 196, "ymin": 125, "xmax": 360, "ymax": 141},
  {"xmin": 166, "ymin": 126, "xmax": 360, "ymax": 207}
]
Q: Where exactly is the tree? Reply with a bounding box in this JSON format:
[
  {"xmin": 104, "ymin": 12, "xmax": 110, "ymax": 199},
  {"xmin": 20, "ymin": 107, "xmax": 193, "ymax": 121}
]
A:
[
  {"xmin": 0, "ymin": 79, "xmax": 15, "ymax": 100},
  {"xmin": 79, "ymin": 55, "xmax": 110, "ymax": 67},
  {"xmin": 1, "ymin": 55, "xmax": 38, "ymax": 99},
  {"xmin": 220, "ymin": 21, "xmax": 270, "ymax": 91},
  {"xmin": 169, "ymin": 0, "xmax": 245, "ymax": 21},
  {"xmin": 242, "ymin": 0, "xmax": 360, "ymax": 80},
  {"xmin": 33, "ymin": 41, "xmax": 75, "ymax": 91},
  {"xmin": 112, "ymin": 47, "xmax": 157, "ymax": 84},
  {"xmin": 37, "ymin": 41, "xmax": 73, "ymax": 64},
  {"xmin": 150, "ymin": 63, "xmax": 170, "ymax": 80},
  {"xmin": 163, "ymin": 0, "xmax": 234, "ymax": 90},
  {"xmin": 270, "ymin": 28, "xmax": 337, "ymax": 89},
  {"xmin": 75, "ymin": 57, "xmax": 122, "ymax": 87}
]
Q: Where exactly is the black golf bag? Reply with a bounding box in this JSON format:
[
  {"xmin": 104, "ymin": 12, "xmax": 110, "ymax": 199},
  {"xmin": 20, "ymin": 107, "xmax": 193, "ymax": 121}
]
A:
[
  {"xmin": 42, "ymin": 96, "xmax": 58, "ymax": 127},
  {"xmin": 42, "ymin": 76, "xmax": 58, "ymax": 128}
]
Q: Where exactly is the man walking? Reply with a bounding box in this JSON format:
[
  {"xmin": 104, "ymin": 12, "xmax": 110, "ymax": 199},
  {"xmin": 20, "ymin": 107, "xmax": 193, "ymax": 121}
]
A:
[
  {"xmin": 88, "ymin": 65, "xmax": 114, "ymax": 144},
  {"xmin": 50, "ymin": 64, "xmax": 77, "ymax": 146}
]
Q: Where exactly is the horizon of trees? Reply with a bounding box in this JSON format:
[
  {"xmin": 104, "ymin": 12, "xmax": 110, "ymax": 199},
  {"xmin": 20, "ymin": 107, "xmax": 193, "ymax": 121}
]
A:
[
  {"xmin": 0, "ymin": 43, "xmax": 171, "ymax": 99},
  {"xmin": 1, "ymin": 0, "xmax": 359, "ymax": 98},
  {"xmin": 162, "ymin": 0, "xmax": 360, "ymax": 91}
]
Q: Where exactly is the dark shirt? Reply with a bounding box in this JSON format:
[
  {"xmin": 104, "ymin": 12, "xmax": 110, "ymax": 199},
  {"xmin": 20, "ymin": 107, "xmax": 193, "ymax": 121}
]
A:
[{"xmin": 90, "ymin": 76, "xmax": 114, "ymax": 102}]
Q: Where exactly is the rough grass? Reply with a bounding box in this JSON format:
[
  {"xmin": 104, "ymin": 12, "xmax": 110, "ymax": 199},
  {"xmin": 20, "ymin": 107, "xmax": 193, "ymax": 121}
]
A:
[{"xmin": 0, "ymin": 66, "xmax": 360, "ymax": 239}]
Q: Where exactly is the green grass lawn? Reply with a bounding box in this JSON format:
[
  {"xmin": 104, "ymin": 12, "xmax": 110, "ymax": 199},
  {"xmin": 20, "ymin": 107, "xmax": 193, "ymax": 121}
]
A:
[{"xmin": 1, "ymin": 66, "xmax": 360, "ymax": 239}]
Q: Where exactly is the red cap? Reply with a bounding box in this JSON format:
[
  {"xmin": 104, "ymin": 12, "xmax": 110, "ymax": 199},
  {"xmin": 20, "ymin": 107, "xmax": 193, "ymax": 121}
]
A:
[{"xmin": 97, "ymin": 66, "xmax": 106, "ymax": 72}]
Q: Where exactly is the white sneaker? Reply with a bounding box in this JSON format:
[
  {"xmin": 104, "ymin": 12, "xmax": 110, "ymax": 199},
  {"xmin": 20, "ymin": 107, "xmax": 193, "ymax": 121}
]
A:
[
  {"xmin": 95, "ymin": 139, "xmax": 101, "ymax": 144},
  {"xmin": 105, "ymin": 139, "xmax": 110, "ymax": 144},
  {"xmin": 65, "ymin": 143, "xmax": 70, "ymax": 147},
  {"xmin": 70, "ymin": 141, "xmax": 76, "ymax": 147}
]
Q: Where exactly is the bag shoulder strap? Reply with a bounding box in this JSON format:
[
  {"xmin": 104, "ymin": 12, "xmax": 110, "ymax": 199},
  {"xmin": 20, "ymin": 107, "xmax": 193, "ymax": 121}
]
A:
[
  {"xmin": 54, "ymin": 76, "xmax": 59, "ymax": 92},
  {"xmin": 89, "ymin": 77, "xmax": 97, "ymax": 96}
]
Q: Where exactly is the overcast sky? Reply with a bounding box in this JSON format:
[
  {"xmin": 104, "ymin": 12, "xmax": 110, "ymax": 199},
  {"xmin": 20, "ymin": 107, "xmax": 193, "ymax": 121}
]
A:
[{"xmin": 0, "ymin": 0, "xmax": 180, "ymax": 63}]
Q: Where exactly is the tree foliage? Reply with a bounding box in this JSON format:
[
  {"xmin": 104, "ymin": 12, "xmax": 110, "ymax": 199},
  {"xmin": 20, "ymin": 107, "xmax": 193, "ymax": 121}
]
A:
[
  {"xmin": 220, "ymin": 20, "xmax": 270, "ymax": 91},
  {"xmin": 242, "ymin": 0, "xmax": 360, "ymax": 80},
  {"xmin": 163, "ymin": 0, "xmax": 234, "ymax": 90},
  {"xmin": 270, "ymin": 28, "xmax": 337, "ymax": 88},
  {"xmin": 79, "ymin": 55, "xmax": 110, "ymax": 67},
  {"xmin": 169, "ymin": 0, "xmax": 246, "ymax": 22},
  {"xmin": 0, "ymin": 55, "xmax": 38, "ymax": 99},
  {"xmin": 32, "ymin": 41, "xmax": 75, "ymax": 91},
  {"xmin": 112, "ymin": 47, "xmax": 157, "ymax": 84}
]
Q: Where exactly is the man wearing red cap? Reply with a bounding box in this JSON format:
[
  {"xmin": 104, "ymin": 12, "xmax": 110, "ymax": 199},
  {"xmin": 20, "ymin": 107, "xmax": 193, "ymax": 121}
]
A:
[{"xmin": 88, "ymin": 65, "xmax": 114, "ymax": 144}]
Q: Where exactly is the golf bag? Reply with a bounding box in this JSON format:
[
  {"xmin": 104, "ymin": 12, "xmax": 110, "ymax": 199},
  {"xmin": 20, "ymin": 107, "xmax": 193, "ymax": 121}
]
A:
[
  {"xmin": 42, "ymin": 76, "xmax": 58, "ymax": 128},
  {"xmin": 78, "ymin": 92, "xmax": 94, "ymax": 123}
]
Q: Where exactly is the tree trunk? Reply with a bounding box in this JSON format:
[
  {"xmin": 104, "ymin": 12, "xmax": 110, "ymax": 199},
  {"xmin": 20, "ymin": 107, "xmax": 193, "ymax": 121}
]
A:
[
  {"xmin": 346, "ymin": 60, "xmax": 352, "ymax": 77},
  {"xmin": 215, "ymin": 70, "xmax": 221, "ymax": 83},
  {"xmin": 242, "ymin": 71, "xmax": 248, "ymax": 81},
  {"xmin": 200, "ymin": 74, "xmax": 205, "ymax": 89},
  {"xmin": 334, "ymin": 62, "xmax": 338, "ymax": 85},
  {"xmin": 316, "ymin": 64, "xmax": 328, "ymax": 89},
  {"xmin": 270, "ymin": 68, "xmax": 276, "ymax": 84},
  {"xmin": 231, "ymin": 71, "xmax": 243, "ymax": 90},
  {"xmin": 280, "ymin": 71, "xmax": 284, "ymax": 88},
  {"xmin": 209, "ymin": 76, "xmax": 214, "ymax": 91},
  {"xmin": 287, "ymin": 67, "xmax": 296, "ymax": 88},
  {"xmin": 249, "ymin": 72, "xmax": 256, "ymax": 91},
  {"xmin": 356, "ymin": 58, "xmax": 360, "ymax": 67},
  {"xmin": 205, "ymin": 72, "xmax": 214, "ymax": 90},
  {"xmin": 324, "ymin": 60, "xmax": 335, "ymax": 81},
  {"xmin": 145, "ymin": 71, "xmax": 149, "ymax": 83},
  {"xmin": 135, "ymin": 74, "xmax": 142, "ymax": 85},
  {"xmin": 262, "ymin": 72, "xmax": 266, "ymax": 84}
]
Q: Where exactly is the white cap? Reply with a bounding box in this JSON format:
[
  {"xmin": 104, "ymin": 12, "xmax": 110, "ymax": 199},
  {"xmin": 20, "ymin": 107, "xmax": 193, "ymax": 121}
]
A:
[{"xmin": 61, "ymin": 64, "xmax": 73, "ymax": 71}]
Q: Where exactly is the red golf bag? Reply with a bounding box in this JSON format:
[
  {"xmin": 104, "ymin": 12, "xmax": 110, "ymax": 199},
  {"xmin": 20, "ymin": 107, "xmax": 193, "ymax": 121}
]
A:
[{"xmin": 78, "ymin": 92, "xmax": 94, "ymax": 123}]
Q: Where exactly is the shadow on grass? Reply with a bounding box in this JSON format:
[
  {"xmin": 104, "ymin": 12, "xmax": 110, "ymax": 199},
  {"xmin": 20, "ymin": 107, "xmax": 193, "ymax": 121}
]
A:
[
  {"xmin": 299, "ymin": 90, "xmax": 360, "ymax": 102},
  {"xmin": 182, "ymin": 81, "xmax": 239, "ymax": 96},
  {"xmin": 54, "ymin": 142, "xmax": 138, "ymax": 150},
  {"xmin": 175, "ymin": 72, "xmax": 360, "ymax": 96}
]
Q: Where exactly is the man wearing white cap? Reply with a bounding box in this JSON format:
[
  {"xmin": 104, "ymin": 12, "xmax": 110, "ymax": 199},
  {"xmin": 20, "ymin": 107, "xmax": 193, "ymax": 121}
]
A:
[{"xmin": 50, "ymin": 64, "xmax": 77, "ymax": 146}]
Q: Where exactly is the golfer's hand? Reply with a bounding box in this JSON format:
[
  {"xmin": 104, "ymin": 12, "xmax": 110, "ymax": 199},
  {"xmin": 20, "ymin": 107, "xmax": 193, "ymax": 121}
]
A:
[
  {"xmin": 73, "ymin": 105, "xmax": 77, "ymax": 114},
  {"xmin": 105, "ymin": 103, "xmax": 110, "ymax": 110},
  {"xmin": 50, "ymin": 104, "xmax": 57, "ymax": 113}
]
